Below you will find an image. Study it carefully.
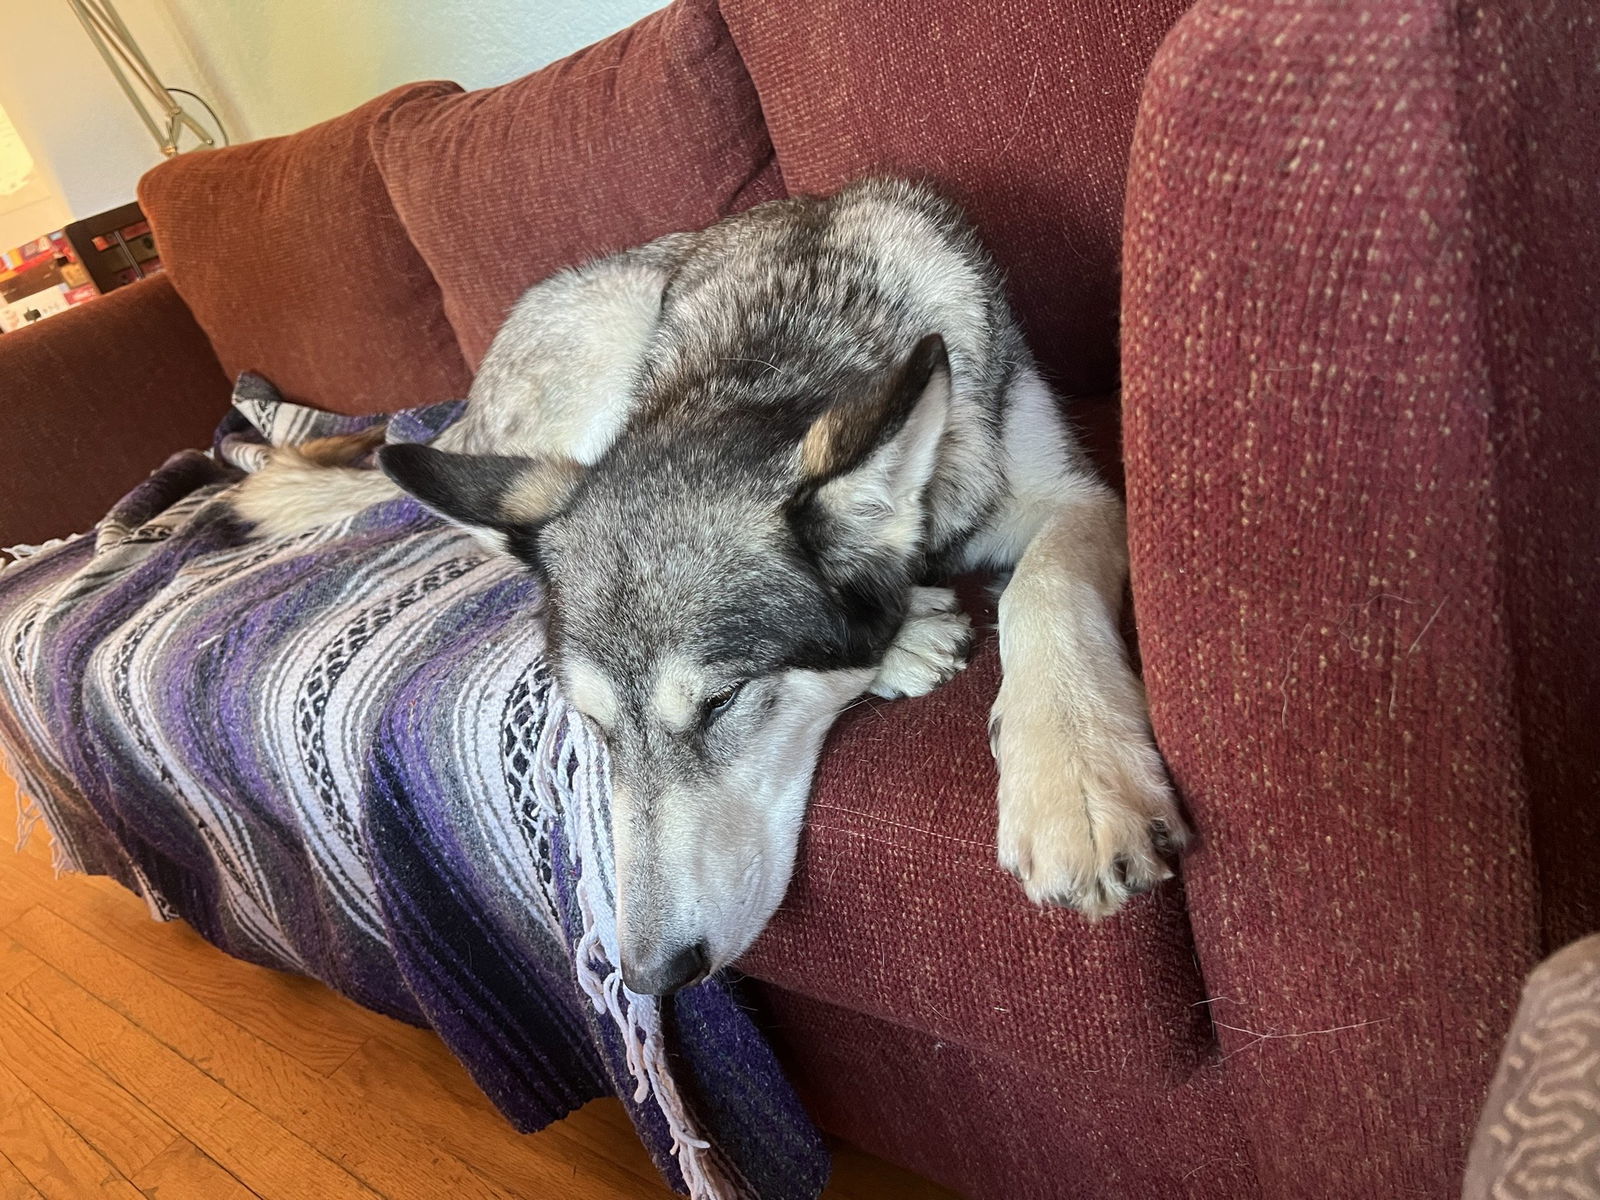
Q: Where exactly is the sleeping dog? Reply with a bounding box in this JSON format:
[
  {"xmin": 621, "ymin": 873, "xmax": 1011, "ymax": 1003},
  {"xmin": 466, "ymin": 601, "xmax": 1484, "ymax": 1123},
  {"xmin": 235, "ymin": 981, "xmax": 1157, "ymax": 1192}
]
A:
[{"xmin": 234, "ymin": 177, "xmax": 1190, "ymax": 995}]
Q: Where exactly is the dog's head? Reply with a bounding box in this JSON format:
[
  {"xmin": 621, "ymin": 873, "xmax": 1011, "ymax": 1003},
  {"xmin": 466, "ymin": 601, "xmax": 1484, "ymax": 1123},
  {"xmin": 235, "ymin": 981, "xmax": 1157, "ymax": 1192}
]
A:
[{"xmin": 379, "ymin": 335, "xmax": 949, "ymax": 993}]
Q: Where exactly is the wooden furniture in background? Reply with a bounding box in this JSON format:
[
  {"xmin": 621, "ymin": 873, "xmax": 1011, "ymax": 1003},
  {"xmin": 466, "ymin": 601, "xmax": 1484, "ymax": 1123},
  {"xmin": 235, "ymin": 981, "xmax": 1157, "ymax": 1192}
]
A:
[{"xmin": 62, "ymin": 200, "xmax": 160, "ymax": 294}]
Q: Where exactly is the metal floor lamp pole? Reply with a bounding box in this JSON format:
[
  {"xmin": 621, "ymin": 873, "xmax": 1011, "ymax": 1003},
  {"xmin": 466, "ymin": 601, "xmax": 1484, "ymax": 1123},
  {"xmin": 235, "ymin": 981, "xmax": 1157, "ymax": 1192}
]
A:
[{"xmin": 65, "ymin": 0, "xmax": 217, "ymax": 157}]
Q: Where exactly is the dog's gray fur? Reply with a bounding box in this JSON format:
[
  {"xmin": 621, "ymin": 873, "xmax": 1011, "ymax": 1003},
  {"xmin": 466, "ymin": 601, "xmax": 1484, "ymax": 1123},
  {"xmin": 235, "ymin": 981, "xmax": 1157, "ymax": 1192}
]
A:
[{"xmin": 234, "ymin": 177, "xmax": 1190, "ymax": 995}]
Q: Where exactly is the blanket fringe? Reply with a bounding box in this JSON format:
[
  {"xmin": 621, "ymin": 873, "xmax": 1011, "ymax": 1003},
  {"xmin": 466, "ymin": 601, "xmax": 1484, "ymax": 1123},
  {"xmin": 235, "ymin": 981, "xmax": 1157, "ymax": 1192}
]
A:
[
  {"xmin": 2, "ymin": 532, "xmax": 87, "ymax": 573},
  {"xmin": 3, "ymin": 753, "xmax": 78, "ymax": 877},
  {"xmin": 556, "ymin": 703, "xmax": 730, "ymax": 1199}
]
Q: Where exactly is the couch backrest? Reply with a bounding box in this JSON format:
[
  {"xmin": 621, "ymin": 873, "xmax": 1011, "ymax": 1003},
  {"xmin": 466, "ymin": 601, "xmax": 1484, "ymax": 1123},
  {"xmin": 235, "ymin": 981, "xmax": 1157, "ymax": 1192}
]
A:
[
  {"xmin": 141, "ymin": 0, "xmax": 1197, "ymax": 415},
  {"xmin": 370, "ymin": 0, "xmax": 781, "ymax": 371},
  {"xmin": 138, "ymin": 83, "xmax": 472, "ymax": 417},
  {"xmin": 720, "ymin": 0, "xmax": 1193, "ymax": 398}
]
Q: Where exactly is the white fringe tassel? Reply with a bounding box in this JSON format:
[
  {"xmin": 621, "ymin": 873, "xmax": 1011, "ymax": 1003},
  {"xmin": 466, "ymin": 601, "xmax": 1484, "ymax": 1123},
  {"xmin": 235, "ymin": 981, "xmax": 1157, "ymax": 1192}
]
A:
[{"xmin": 545, "ymin": 698, "xmax": 733, "ymax": 1199}]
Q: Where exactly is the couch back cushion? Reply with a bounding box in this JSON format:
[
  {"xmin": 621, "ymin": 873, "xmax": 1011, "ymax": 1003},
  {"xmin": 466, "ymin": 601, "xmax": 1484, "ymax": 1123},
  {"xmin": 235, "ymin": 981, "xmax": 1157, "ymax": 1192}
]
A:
[
  {"xmin": 718, "ymin": 0, "xmax": 1192, "ymax": 398},
  {"xmin": 371, "ymin": 0, "xmax": 783, "ymax": 370},
  {"xmin": 139, "ymin": 83, "xmax": 472, "ymax": 416}
]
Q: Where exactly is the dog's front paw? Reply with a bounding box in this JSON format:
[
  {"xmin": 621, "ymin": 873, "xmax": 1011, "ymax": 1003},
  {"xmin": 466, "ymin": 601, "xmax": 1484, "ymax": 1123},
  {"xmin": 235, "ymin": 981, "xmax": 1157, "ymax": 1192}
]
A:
[
  {"xmin": 869, "ymin": 586, "xmax": 973, "ymax": 700},
  {"xmin": 991, "ymin": 688, "xmax": 1189, "ymax": 918}
]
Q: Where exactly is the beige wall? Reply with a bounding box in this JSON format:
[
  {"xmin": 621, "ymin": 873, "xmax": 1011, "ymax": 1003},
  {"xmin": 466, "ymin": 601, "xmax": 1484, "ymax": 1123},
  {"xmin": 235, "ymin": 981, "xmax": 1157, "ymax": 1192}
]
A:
[
  {"xmin": 0, "ymin": 105, "xmax": 71, "ymax": 250},
  {"xmin": 160, "ymin": 0, "xmax": 662, "ymax": 142},
  {"xmin": 0, "ymin": 0, "xmax": 212, "ymax": 228},
  {"xmin": 0, "ymin": 0, "xmax": 659, "ymax": 237}
]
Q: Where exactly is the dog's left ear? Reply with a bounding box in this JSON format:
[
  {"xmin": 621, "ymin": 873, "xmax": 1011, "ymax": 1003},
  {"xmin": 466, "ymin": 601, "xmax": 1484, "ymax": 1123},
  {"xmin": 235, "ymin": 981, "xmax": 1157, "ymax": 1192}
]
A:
[
  {"xmin": 378, "ymin": 443, "xmax": 582, "ymax": 558},
  {"xmin": 796, "ymin": 333, "xmax": 951, "ymax": 552}
]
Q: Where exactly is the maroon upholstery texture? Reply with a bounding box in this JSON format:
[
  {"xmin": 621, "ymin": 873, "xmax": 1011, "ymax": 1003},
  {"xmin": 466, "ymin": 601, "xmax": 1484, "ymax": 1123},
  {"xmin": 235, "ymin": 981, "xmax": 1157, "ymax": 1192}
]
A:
[
  {"xmin": 371, "ymin": 0, "xmax": 783, "ymax": 369},
  {"xmin": 718, "ymin": 0, "xmax": 1191, "ymax": 398},
  {"xmin": 1122, "ymin": 0, "xmax": 1600, "ymax": 1195},
  {"xmin": 138, "ymin": 84, "xmax": 472, "ymax": 416},
  {"xmin": 760, "ymin": 987, "xmax": 1260, "ymax": 1199},
  {"xmin": 0, "ymin": 275, "xmax": 230, "ymax": 548},
  {"xmin": 742, "ymin": 589, "xmax": 1210, "ymax": 1084},
  {"xmin": 1462, "ymin": 5, "xmax": 1600, "ymax": 960}
]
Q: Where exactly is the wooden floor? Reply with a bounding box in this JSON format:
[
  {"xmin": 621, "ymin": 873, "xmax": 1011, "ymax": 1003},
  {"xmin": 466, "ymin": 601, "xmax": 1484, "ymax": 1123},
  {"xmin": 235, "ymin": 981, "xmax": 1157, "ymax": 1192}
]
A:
[{"xmin": 0, "ymin": 775, "xmax": 949, "ymax": 1200}]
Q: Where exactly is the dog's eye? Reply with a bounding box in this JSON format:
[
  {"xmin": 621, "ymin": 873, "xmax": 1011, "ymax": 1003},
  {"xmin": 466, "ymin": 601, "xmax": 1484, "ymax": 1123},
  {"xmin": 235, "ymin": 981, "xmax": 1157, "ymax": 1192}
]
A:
[{"xmin": 702, "ymin": 681, "xmax": 747, "ymax": 726}]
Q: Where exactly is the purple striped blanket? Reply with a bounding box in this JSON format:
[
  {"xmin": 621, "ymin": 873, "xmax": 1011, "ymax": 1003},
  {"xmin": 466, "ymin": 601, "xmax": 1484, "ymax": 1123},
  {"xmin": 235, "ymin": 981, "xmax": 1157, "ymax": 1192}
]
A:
[{"xmin": 0, "ymin": 381, "xmax": 828, "ymax": 1199}]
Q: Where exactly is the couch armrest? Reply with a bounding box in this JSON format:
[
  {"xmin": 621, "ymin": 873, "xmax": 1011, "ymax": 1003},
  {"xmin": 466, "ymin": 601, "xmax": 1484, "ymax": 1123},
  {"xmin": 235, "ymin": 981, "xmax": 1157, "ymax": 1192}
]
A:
[
  {"xmin": 0, "ymin": 274, "xmax": 230, "ymax": 548},
  {"xmin": 1121, "ymin": 0, "xmax": 1599, "ymax": 1194}
]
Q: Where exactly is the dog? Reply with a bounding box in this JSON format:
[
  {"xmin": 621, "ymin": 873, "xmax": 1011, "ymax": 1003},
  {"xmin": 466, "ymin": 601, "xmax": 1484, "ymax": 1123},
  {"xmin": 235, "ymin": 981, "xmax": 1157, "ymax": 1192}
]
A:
[{"xmin": 234, "ymin": 177, "xmax": 1190, "ymax": 995}]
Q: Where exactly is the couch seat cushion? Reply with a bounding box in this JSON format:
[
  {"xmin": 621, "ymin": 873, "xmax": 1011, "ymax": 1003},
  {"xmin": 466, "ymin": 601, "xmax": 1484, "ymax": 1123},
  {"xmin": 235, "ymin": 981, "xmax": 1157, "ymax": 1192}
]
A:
[
  {"xmin": 740, "ymin": 578, "xmax": 1211, "ymax": 1083},
  {"xmin": 370, "ymin": 0, "xmax": 783, "ymax": 369},
  {"xmin": 139, "ymin": 83, "xmax": 471, "ymax": 416}
]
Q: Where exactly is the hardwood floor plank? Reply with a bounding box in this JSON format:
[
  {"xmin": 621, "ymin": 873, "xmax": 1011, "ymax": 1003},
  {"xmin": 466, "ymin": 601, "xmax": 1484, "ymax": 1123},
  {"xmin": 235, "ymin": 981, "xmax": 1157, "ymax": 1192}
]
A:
[
  {"xmin": 129, "ymin": 1137, "xmax": 260, "ymax": 1200},
  {"xmin": 0, "ymin": 869, "xmax": 42, "ymax": 929},
  {"xmin": 0, "ymin": 1149, "xmax": 45, "ymax": 1200},
  {"xmin": 5, "ymin": 822, "xmax": 58, "ymax": 880},
  {"xmin": 333, "ymin": 1038, "xmax": 671, "ymax": 1199},
  {"xmin": 0, "ymin": 938, "xmax": 45, "ymax": 993},
  {"xmin": 6, "ymin": 967, "xmax": 381, "ymax": 1200},
  {"xmin": 29, "ymin": 866, "xmax": 438, "ymax": 1076},
  {"xmin": 29, "ymin": 889, "xmax": 372, "ymax": 1077},
  {"xmin": 0, "ymin": 1058, "xmax": 144, "ymax": 1200},
  {"xmin": 6, "ymin": 909, "xmax": 516, "ymax": 1200},
  {"xmin": 335, "ymin": 1025, "xmax": 667, "ymax": 1186},
  {"xmin": 0, "ymin": 993, "xmax": 177, "ymax": 1177},
  {"xmin": 1, "ymin": 776, "xmax": 951, "ymax": 1200}
]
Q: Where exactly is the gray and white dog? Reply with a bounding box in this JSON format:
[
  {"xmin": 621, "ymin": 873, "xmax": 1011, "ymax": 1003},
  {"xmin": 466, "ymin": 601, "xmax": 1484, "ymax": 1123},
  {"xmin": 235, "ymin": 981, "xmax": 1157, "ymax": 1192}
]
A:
[{"xmin": 236, "ymin": 177, "xmax": 1190, "ymax": 995}]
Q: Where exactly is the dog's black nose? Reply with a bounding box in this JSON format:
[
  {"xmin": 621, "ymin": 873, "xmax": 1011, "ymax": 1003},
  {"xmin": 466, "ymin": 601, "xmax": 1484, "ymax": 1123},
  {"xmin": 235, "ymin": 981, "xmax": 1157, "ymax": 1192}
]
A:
[{"xmin": 623, "ymin": 941, "xmax": 710, "ymax": 996}]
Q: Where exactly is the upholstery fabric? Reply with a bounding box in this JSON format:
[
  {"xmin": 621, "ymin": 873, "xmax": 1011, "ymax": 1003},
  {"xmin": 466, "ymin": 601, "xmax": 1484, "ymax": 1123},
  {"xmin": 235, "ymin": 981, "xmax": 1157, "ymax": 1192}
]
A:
[
  {"xmin": 759, "ymin": 987, "xmax": 1260, "ymax": 1199},
  {"xmin": 138, "ymin": 84, "xmax": 472, "ymax": 416},
  {"xmin": 1464, "ymin": 935, "xmax": 1600, "ymax": 1197},
  {"xmin": 742, "ymin": 583, "xmax": 1210, "ymax": 1084},
  {"xmin": 5, "ymin": 0, "xmax": 1592, "ymax": 1193},
  {"xmin": 1121, "ymin": 0, "xmax": 1600, "ymax": 1194},
  {"xmin": 717, "ymin": 0, "xmax": 1192, "ymax": 398},
  {"xmin": 371, "ymin": 0, "xmax": 783, "ymax": 369},
  {"xmin": 0, "ymin": 275, "xmax": 229, "ymax": 549},
  {"xmin": 1458, "ymin": 5, "xmax": 1600, "ymax": 960}
]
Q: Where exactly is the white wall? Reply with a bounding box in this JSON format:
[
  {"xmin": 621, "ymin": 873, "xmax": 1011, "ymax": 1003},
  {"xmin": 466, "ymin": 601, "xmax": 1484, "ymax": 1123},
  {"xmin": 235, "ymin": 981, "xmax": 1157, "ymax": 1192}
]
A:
[
  {"xmin": 157, "ymin": 0, "xmax": 664, "ymax": 142},
  {"xmin": 0, "ymin": 105, "xmax": 72, "ymax": 250},
  {"xmin": 0, "ymin": 0, "xmax": 208, "ymax": 225},
  {"xmin": 0, "ymin": 0, "xmax": 660, "ymax": 232}
]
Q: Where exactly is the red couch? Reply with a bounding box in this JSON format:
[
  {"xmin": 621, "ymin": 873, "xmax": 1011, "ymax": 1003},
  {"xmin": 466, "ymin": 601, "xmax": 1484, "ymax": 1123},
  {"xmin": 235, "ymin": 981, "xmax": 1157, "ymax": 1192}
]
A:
[{"xmin": 4, "ymin": 0, "xmax": 1595, "ymax": 1195}]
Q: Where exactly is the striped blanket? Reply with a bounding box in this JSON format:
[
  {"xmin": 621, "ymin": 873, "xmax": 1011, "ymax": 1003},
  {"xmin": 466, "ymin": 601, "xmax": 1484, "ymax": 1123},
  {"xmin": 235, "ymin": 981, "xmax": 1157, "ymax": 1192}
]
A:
[{"xmin": 0, "ymin": 382, "xmax": 827, "ymax": 1200}]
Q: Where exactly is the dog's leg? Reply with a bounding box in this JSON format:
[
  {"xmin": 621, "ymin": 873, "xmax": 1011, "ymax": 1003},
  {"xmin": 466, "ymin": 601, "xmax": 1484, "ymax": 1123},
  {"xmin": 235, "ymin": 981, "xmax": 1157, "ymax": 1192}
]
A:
[
  {"xmin": 869, "ymin": 586, "xmax": 972, "ymax": 699},
  {"xmin": 989, "ymin": 478, "xmax": 1189, "ymax": 916}
]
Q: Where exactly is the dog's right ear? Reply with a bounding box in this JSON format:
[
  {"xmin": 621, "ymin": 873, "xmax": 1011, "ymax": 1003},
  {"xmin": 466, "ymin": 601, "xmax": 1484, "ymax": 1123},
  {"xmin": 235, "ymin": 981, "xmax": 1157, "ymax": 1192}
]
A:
[
  {"xmin": 378, "ymin": 443, "xmax": 582, "ymax": 558},
  {"xmin": 793, "ymin": 334, "xmax": 952, "ymax": 563}
]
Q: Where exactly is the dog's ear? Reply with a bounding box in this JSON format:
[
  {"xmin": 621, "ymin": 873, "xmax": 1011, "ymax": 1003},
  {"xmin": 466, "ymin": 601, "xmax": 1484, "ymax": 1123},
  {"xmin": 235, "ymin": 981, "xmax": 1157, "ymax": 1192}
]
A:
[
  {"xmin": 378, "ymin": 443, "xmax": 582, "ymax": 557},
  {"xmin": 796, "ymin": 334, "xmax": 951, "ymax": 552}
]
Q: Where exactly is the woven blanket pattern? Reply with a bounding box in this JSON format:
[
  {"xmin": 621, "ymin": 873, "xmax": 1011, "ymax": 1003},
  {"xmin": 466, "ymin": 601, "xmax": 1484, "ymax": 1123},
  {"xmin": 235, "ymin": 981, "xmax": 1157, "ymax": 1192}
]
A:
[{"xmin": 0, "ymin": 384, "xmax": 827, "ymax": 1200}]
